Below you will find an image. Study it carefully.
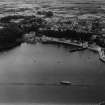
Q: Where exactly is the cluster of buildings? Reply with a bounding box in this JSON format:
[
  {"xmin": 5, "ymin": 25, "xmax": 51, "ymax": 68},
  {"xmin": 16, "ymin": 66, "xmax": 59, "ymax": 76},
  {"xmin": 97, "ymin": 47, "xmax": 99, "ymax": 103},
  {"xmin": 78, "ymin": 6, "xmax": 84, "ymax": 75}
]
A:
[{"xmin": 44, "ymin": 15, "xmax": 105, "ymax": 35}]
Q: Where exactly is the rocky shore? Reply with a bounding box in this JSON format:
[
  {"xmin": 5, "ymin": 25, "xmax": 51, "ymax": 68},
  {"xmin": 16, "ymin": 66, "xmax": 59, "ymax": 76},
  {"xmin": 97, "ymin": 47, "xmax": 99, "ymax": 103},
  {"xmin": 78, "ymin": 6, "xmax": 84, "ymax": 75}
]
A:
[{"xmin": 0, "ymin": 11, "xmax": 105, "ymax": 50}]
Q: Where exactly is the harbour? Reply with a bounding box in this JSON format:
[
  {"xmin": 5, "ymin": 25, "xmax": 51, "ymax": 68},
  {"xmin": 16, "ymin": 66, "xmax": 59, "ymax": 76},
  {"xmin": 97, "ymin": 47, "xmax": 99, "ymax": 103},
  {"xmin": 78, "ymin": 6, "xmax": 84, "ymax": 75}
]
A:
[{"xmin": 0, "ymin": 0, "xmax": 105, "ymax": 104}]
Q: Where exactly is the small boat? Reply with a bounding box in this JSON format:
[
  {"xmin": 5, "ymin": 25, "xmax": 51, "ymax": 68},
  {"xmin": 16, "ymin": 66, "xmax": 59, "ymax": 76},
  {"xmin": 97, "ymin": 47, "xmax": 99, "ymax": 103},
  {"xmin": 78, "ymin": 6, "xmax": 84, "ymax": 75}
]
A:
[
  {"xmin": 69, "ymin": 47, "xmax": 86, "ymax": 52},
  {"xmin": 59, "ymin": 81, "xmax": 72, "ymax": 86}
]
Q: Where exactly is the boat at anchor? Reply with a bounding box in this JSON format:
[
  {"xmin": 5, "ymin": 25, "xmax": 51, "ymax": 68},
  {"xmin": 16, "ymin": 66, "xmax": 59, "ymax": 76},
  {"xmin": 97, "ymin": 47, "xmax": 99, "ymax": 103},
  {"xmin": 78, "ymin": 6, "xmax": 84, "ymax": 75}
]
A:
[{"xmin": 59, "ymin": 81, "xmax": 72, "ymax": 86}]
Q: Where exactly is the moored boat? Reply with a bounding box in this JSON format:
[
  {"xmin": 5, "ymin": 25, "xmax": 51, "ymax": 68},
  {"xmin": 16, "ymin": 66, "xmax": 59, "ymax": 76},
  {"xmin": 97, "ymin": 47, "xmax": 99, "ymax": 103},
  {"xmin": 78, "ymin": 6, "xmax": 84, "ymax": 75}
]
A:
[
  {"xmin": 59, "ymin": 81, "xmax": 72, "ymax": 86},
  {"xmin": 69, "ymin": 47, "xmax": 86, "ymax": 52}
]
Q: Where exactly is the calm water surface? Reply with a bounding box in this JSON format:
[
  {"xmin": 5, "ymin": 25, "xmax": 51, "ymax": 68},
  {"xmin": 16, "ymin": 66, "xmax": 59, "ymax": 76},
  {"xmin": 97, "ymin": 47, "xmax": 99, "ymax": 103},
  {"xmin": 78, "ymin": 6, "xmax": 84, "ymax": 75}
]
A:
[{"xmin": 0, "ymin": 43, "xmax": 104, "ymax": 104}]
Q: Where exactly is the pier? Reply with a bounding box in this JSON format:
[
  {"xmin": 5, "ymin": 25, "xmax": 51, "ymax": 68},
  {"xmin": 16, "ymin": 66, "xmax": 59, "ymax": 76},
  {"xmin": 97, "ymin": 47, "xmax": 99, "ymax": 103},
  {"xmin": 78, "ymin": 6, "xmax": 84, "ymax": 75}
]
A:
[
  {"xmin": 41, "ymin": 36, "xmax": 86, "ymax": 48},
  {"xmin": 41, "ymin": 36, "xmax": 98, "ymax": 51}
]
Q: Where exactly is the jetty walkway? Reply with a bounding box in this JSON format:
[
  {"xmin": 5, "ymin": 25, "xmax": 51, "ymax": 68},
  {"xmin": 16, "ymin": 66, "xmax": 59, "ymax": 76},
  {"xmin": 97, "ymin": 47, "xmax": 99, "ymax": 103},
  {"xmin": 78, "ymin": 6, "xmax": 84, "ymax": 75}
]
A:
[
  {"xmin": 41, "ymin": 36, "xmax": 86, "ymax": 47},
  {"xmin": 41, "ymin": 36, "xmax": 98, "ymax": 51}
]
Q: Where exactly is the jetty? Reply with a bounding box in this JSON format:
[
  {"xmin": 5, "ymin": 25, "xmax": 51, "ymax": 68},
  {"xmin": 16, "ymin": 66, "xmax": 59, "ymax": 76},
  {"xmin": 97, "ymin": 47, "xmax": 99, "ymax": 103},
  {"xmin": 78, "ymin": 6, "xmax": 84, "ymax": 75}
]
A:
[
  {"xmin": 41, "ymin": 36, "xmax": 88, "ymax": 48},
  {"xmin": 42, "ymin": 37, "xmax": 98, "ymax": 52},
  {"xmin": 87, "ymin": 46, "xmax": 99, "ymax": 52},
  {"xmin": 41, "ymin": 36, "xmax": 99, "ymax": 51}
]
